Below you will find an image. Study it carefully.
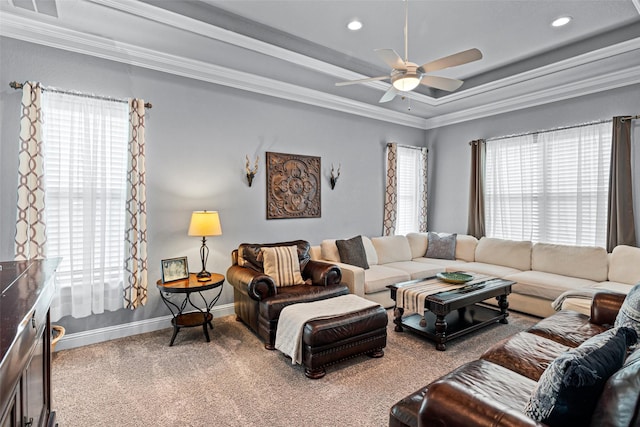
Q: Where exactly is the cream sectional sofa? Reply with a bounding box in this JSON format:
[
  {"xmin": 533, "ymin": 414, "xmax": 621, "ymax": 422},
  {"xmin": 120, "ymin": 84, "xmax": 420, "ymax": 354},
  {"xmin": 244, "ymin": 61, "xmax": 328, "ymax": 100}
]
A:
[{"xmin": 310, "ymin": 233, "xmax": 640, "ymax": 317}]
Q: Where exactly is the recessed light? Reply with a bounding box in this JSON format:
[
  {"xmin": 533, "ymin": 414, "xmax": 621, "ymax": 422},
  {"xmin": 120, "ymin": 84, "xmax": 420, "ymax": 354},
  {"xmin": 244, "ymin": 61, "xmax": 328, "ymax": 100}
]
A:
[
  {"xmin": 551, "ymin": 16, "xmax": 572, "ymax": 27},
  {"xmin": 347, "ymin": 19, "xmax": 363, "ymax": 31}
]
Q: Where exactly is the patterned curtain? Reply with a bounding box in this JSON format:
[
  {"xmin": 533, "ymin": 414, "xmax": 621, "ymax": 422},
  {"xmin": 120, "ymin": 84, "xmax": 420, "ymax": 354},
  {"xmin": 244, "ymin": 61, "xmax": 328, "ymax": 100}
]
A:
[
  {"xmin": 383, "ymin": 143, "xmax": 397, "ymax": 236},
  {"xmin": 467, "ymin": 139, "xmax": 486, "ymax": 238},
  {"xmin": 607, "ymin": 117, "xmax": 637, "ymax": 251},
  {"xmin": 15, "ymin": 82, "xmax": 47, "ymax": 260},
  {"xmin": 124, "ymin": 99, "xmax": 148, "ymax": 309},
  {"xmin": 418, "ymin": 147, "xmax": 428, "ymax": 232}
]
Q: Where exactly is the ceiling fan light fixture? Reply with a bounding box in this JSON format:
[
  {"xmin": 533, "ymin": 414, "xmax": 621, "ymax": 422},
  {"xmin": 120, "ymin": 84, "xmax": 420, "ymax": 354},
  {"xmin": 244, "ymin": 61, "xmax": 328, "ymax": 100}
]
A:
[
  {"xmin": 347, "ymin": 19, "xmax": 363, "ymax": 31},
  {"xmin": 392, "ymin": 74, "xmax": 421, "ymax": 92}
]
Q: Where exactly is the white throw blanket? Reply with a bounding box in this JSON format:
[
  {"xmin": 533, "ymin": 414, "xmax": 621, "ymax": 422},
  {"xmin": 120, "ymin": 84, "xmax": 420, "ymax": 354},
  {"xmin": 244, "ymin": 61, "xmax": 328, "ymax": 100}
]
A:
[
  {"xmin": 275, "ymin": 294, "xmax": 380, "ymax": 365},
  {"xmin": 397, "ymin": 274, "xmax": 490, "ymax": 316},
  {"xmin": 551, "ymin": 288, "xmax": 602, "ymax": 311}
]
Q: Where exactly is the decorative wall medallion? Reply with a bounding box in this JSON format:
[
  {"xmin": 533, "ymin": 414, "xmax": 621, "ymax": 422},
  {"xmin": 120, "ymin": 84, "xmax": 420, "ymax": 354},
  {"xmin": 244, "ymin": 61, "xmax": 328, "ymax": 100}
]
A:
[{"xmin": 266, "ymin": 152, "xmax": 320, "ymax": 219}]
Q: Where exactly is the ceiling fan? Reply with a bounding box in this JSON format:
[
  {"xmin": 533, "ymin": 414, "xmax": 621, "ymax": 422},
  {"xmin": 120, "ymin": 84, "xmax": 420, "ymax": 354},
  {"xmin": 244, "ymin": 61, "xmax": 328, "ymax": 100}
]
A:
[{"xmin": 336, "ymin": 0, "xmax": 483, "ymax": 103}]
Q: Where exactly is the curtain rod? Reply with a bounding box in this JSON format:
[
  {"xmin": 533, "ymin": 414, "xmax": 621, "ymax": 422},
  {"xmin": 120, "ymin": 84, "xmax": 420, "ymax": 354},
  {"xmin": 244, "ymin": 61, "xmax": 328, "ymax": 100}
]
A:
[
  {"xmin": 485, "ymin": 118, "xmax": 613, "ymax": 143},
  {"xmin": 387, "ymin": 142, "xmax": 427, "ymax": 152},
  {"xmin": 9, "ymin": 81, "xmax": 152, "ymax": 109},
  {"xmin": 620, "ymin": 114, "xmax": 639, "ymax": 122}
]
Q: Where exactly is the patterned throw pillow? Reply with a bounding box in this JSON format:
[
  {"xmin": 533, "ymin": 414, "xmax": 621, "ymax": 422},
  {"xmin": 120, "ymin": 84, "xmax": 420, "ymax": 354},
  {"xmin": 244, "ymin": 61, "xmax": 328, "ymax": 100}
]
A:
[
  {"xmin": 336, "ymin": 235, "xmax": 369, "ymax": 270},
  {"xmin": 615, "ymin": 283, "xmax": 640, "ymax": 340},
  {"xmin": 524, "ymin": 327, "xmax": 637, "ymax": 426},
  {"xmin": 261, "ymin": 245, "xmax": 305, "ymax": 287},
  {"xmin": 425, "ymin": 232, "xmax": 457, "ymax": 260}
]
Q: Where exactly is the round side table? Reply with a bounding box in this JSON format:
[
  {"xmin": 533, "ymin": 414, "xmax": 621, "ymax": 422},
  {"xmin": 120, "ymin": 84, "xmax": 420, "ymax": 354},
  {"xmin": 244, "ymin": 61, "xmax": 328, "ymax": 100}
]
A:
[{"xmin": 157, "ymin": 273, "xmax": 224, "ymax": 346}]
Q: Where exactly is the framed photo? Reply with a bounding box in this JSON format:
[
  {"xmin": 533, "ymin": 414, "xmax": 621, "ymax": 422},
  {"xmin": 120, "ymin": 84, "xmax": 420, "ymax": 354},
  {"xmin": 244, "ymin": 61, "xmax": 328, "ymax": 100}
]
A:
[
  {"xmin": 266, "ymin": 151, "xmax": 321, "ymax": 219},
  {"xmin": 161, "ymin": 256, "xmax": 189, "ymax": 283}
]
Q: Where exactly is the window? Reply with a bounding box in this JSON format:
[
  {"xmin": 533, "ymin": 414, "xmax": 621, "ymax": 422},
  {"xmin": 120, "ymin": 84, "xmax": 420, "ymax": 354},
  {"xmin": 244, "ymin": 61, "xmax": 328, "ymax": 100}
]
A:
[
  {"xmin": 42, "ymin": 91, "xmax": 129, "ymax": 319},
  {"xmin": 395, "ymin": 146, "xmax": 427, "ymax": 235},
  {"xmin": 485, "ymin": 122, "xmax": 612, "ymax": 247}
]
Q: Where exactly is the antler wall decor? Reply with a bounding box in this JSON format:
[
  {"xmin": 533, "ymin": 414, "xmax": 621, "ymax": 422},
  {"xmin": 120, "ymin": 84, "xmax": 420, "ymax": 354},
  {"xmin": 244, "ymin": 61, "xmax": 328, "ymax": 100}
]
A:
[
  {"xmin": 245, "ymin": 155, "xmax": 259, "ymax": 187},
  {"xmin": 330, "ymin": 163, "xmax": 341, "ymax": 190}
]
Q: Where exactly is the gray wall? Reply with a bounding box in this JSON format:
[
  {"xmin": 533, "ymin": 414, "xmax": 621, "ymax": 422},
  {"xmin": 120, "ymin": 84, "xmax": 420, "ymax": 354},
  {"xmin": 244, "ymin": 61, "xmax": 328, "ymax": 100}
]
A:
[
  {"xmin": 0, "ymin": 37, "xmax": 424, "ymax": 334},
  {"xmin": 426, "ymin": 84, "xmax": 640, "ymax": 240}
]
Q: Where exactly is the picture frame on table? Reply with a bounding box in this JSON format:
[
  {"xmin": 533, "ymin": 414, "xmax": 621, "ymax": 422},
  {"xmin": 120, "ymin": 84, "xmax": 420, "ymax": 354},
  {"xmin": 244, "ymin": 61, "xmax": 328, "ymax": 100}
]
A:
[{"xmin": 161, "ymin": 256, "xmax": 189, "ymax": 283}]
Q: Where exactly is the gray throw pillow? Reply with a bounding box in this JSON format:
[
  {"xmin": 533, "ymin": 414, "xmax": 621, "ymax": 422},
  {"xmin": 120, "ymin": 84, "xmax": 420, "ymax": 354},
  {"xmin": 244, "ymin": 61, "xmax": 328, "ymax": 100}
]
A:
[
  {"xmin": 336, "ymin": 235, "xmax": 369, "ymax": 270},
  {"xmin": 425, "ymin": 232, "xmax": 457, "ymax": 260},
  {"xmin": 615, "ymin": 283, "xmax": 640, "ymax": 339},
  {"xmin": 524, "ymin": 327, "xmax": 637, "ymax": 426}
]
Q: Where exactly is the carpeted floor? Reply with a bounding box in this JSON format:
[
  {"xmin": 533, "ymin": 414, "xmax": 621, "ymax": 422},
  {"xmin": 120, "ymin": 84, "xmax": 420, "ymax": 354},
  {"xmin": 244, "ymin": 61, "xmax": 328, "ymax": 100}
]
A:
[{"xmin": 52, "ymin": 310, "xmax": 537, "ymax": 427}]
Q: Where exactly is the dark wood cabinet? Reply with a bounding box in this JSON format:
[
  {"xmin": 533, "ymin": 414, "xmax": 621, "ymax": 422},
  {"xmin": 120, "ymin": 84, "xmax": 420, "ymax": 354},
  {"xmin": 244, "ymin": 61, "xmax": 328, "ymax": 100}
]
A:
[{"xmin": 0, "ymin": 259, "xmax": 59, "ymax": 427}]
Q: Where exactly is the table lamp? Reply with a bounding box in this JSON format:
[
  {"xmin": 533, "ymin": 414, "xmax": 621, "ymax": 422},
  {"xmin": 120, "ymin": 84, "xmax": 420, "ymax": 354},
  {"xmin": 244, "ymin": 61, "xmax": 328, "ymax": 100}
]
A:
[{"xmin": 188, "ymin": 210, "xmax": 222, "ymax": 280}]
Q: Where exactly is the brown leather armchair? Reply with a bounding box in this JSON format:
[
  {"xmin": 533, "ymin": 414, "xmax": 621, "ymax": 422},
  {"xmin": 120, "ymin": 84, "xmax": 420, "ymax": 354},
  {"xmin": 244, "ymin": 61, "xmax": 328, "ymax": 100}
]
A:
[{"xmin": 226, "ymin": 240, "xmax": 349, "ymax": 349}]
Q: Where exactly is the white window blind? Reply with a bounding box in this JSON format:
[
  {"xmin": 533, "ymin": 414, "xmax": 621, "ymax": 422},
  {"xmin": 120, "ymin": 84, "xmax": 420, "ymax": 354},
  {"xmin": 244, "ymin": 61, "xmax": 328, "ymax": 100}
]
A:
[
  {"xmin": 42, "ymin": 91, "xmax": 129, "ymax": 319},
  {"xmin": 396, "ymin": 146, "xmax": 424, "ymax": 235},
  {"xmin": 485, "ymin": 121, "xmax": 612, "ymax": 247}
]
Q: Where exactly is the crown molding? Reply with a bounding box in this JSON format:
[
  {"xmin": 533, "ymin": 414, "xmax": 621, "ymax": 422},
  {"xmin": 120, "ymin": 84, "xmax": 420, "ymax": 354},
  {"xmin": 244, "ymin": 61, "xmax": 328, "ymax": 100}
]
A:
[
  {"xmin": 633, "ymin": 0, "xmax": 640, "ymax": 15},
  {"xmin": 423, "ymin": 65, "xmax": 640, "ymax": 129},
  {"xmin": 0, "ymin": 12, "xmax": 427, "ymax": 129}
]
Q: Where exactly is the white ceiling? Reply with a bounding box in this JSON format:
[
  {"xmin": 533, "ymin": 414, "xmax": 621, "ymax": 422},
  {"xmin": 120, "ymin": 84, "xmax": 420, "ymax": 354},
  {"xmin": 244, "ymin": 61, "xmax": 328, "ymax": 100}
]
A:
[{"xmin": 1, "ymin": 0, "xmax": 640, "ymax": 129}]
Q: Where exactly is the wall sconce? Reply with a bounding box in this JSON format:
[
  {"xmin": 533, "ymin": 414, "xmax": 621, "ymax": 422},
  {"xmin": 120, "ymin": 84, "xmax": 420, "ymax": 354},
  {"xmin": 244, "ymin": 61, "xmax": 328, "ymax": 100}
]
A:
[
  {"xmin": 330, "ymin": 163, "xmax": 341, "ymax": 190},
  {"xmin": 245, "ymin": 155, "xmax": 259, "ymax": 187},
  {"xmin": 188, "ymin": 210, "xmax": 222, "ymax": 281}
]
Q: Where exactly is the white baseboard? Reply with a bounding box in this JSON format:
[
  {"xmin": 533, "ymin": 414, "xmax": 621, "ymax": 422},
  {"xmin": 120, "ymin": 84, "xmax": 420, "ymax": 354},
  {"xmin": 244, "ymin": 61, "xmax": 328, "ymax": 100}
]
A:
[{"xmin": 54, "ymin": 303, "xmax": 235, "ymax": 351}]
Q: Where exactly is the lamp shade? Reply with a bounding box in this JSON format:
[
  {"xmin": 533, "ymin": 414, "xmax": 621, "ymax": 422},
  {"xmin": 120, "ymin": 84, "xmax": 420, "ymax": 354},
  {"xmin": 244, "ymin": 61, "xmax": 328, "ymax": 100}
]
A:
[{"xmin": 188, "ymin": 211, "xmax": 222, "ymax": 237}]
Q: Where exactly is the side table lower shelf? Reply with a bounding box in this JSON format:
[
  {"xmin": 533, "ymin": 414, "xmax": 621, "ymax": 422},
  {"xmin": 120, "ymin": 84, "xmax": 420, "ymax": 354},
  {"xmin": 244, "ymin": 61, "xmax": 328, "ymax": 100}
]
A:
[{"xmin": 157, "ymin": 273, "xmax": 224, "ymax": 346}]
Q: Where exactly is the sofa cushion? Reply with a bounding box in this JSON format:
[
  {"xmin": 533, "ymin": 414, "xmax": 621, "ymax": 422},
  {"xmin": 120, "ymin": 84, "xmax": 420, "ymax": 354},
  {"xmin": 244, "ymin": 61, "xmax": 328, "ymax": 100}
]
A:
[
  {"xmin": 481, "ymin": 332, "xmax": 571, "ymax": 381},
  {"xmin": 363, "ymin": 265, "xmax": 410, "ymax": 294},
  {"xmin": 320, "ymin": 239, "xmax": 340, "ymax": 263},
  {"xmin": 590, "ymin": 346, "xmax": 640, "ymax": 427},
  {"xmin": 449, "ymin": 262, "xmax": 521, "ymax": 278},
  {"xmin": 475, "ymin": 237, "xmax": 532, "ymax": 270},
  {"xmin": 413, "ymin": 257, "xmax": 468, "ymax": 270},
  {"xmin": 261, "ymin": 245, "xmax": 305, "ymax": 287},
  {"xmin": 361, "ymin": 236, "xmax": 378, "ymax": 266},
  {"xmin": 372, "ymin": 236, "xmax": 412, "ymax": 264},
  {"xmin": 532, "ymin": 243, "xmax": 608, "ymax": 282},
  {"xmin": 506, "ymin": 270, "xmax": 597, "ymax": 301},
  {"xmin": 615, "ymin": 283, "xmax": 640, "ymax": 339},
  {"xmin": 526, "ymin": 309, "xmax": 608, "ymax": 348},
  {"xmin": 425, "ymin": 232, "xmax": 457, "ymax": 260},
  {"xmin": 383, "ymin": 261, "xmax": 443, "ymax": 280},
  {"xmin": 406, "ymin": 232, "xmax": 428, "ymax": 259},
  {"xmin": 608, "ymin": 245, "xmax": 640, "ymax": 284},
  {"xmin": 455, "ymin": 234, "xmax": 478, "ymax": 262},
  {"xmin": 336, "ymin": 235, "xmax": 369, "ymax": 269},
  {"xmin": 561, "ymin": 282, "xmax": 633, "ymax": 315},
  {"xmin": 524, "ymin": 327, "xmax": 637, "ymax": 426}
]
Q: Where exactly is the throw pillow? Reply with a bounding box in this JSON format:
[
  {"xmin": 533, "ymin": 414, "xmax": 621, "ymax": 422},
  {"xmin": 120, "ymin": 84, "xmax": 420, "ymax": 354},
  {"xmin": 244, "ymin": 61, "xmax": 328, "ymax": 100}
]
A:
[
  {"xmin": 524, "ymin": 327, "xmax": 637, "ymax": 426},
  {"xmin": 615, "ymin": 283, "xmax": 640, "ymax": 340},
  {"xmin": 336, "ymin": 235, "xmax": 369, "ymax": 269},
  {"xmin": 425, "ymin": 232, "xmax": 457, "ymax": 260},
  {"xmin": 261, "ymin": 245, "xmax": 305, "ymax": 287}
]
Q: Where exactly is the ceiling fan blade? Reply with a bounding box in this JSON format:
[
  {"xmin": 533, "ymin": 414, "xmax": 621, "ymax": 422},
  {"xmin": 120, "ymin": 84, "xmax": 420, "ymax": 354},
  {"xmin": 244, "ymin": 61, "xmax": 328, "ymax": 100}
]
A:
[
  {"xmin": 335, "ymin": 76, "xmax": 389, "ymax": 87},
  {"xmin": 418, "ymin": 48, "xmax": 483, "ymax": 73},
  {"xmin": 375, "ymin": 49, "xmax": 406, "ymax": 70},
  {"xmin": 420, "ymin": 75, "xmax": 464, "ymax": 92},
  {"xmin": 379, "ymin": 87, "xmax": 398, "ymax": 103}
]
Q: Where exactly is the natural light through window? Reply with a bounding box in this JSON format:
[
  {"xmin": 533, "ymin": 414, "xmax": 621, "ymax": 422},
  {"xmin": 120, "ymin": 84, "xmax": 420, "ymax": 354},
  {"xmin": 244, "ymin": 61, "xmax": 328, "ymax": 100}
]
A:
[
  {"xmin": 485, "ymin": 121, "xmax": 612, "ymax": 247},
  {"xmin": 42, "ymin": 91, "xmax": 129, "ymax": 318},
  {"xmin": 396, "ymin": 146, "xmax": 425, "ymax": 235}
]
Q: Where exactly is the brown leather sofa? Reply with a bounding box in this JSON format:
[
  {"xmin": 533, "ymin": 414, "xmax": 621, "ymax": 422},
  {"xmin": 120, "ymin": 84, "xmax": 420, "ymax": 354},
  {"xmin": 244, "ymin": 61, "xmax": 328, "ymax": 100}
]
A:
[
  {"xmin": 389, "ymin": 292, "xmax": 639, "ymax": 427},
  {"xmin": 226, "ymin": 240, "xmax": 348, "ymax": 349}
]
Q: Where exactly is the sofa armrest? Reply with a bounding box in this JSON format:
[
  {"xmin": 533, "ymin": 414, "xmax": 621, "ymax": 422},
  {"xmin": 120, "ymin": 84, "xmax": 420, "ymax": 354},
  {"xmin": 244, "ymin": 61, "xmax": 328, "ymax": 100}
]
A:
[
  {"xmin": 302, "ymin": 260, "xmax": 342, "ymax": 286},
  {"xmin": 330, "ymin": 262, "xmax": 365, "ymax": 296},
  {"xmin": 226, "ymin": 265, "xmax": 276, "ymax": 301},
  {"xmin": 418, "ymin": 381, "xmax": 546, "ymax": 427},
  {"xmin": 590, "ymin": 291, "xmax": 627, "ymax": 326}
]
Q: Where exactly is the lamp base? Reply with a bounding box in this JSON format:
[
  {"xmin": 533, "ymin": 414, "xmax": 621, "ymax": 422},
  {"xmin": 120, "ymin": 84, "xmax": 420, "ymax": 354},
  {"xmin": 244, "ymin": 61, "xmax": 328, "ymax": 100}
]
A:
[{"xmin": 196, "ymin": 270, "xmax": 211, "ymax": 281}]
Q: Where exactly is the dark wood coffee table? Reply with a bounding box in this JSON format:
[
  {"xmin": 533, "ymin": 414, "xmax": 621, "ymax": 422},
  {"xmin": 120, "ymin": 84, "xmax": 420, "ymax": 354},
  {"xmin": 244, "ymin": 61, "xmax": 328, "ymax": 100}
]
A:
[{"xmin": 388, "ymin": 275, "xmax": 513, "ymax": 351}]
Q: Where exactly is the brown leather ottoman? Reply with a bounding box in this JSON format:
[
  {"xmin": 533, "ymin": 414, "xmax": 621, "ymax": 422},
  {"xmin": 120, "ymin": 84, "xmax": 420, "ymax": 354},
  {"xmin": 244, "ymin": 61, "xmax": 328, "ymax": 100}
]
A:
[{"xmin": 301, "ymin": 304, "xmax": 388, "ymax": 379}]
